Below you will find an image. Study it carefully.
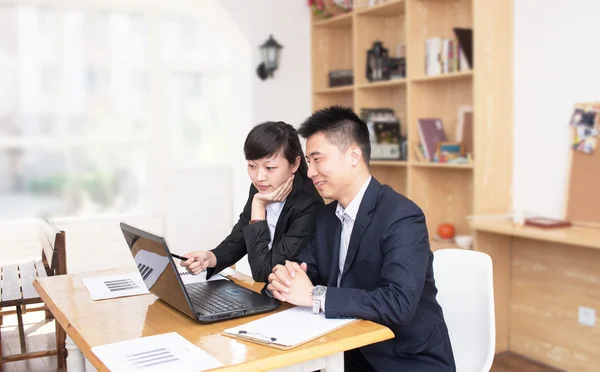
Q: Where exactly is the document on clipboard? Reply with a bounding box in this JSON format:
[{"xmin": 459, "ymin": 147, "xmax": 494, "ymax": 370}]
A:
[{"xmin": 222, "ymin": 306, "xmax": 357, "ymax": 350}]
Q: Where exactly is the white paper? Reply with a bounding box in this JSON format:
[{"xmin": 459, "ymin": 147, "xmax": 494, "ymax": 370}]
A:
[
  {"xmin": 82, "ymin": 272, "xmax": 150, "ymax": 301},
  {"xmin": 92, "ymin": 332, "xmax": 223, "ymax": 372},
  {"xmin": 177, "ymin": 266, "xmax": 228, "ymax": 285},
  {"xmin": 133, "ymin": 250, "xmax": 170, "ymax": 289},
  {"xmin": 224, "ymin": 306, "xmax": 356, "ymax": 347}
]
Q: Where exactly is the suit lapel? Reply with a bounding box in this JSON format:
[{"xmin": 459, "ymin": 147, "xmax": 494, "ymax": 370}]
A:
[
  {"xmin": 340, "ymin": 178, "xmax": 380, "ymax": 282},
  {"xmin": 328, "ymin": 216, "xmax": 342, "ymax": 287}
]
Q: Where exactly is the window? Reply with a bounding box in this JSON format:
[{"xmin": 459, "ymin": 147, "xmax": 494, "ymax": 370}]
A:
[{"xmin": 0, "ymin": 2, "xmax": 235, "ymax": 221}]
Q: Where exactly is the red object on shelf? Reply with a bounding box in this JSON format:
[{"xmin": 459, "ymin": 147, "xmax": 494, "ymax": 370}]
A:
[
  {"xmin": 437, "ymin": 223, "xmax": 456, "ymax": 239},
  {"xmin": 524, "ymin": 217, "xmax": 572, "ymax": 229}
]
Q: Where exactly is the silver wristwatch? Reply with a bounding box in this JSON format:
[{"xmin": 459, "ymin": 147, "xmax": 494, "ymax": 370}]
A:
[{"xmin": 311, "ymin": 285, "xmax": 327, "ymax": 314}]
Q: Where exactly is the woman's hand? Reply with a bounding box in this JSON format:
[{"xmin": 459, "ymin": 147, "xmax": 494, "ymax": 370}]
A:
[
  {"xmin": 255, "ymin": 175, "xmax": 294, "ymax": 206},
  {"xmin": 180, "ymin": 251, "xmax": 217, "ymax": 274},
  {"xmin": 251, "ymin": 175, "xmax": 294, "ymax": 220}
]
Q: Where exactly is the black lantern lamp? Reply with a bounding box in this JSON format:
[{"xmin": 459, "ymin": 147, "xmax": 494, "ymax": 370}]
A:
[
  {"xmin": 366, "ymin": 41, "xmax": 389, "ymax": 82},
  {"xmin": 257, "ymin": 35, "xmax": 283, "ymax": 80}
]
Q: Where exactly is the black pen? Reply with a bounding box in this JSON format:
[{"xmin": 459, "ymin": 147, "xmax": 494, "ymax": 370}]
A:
[{"xmin": 170, "ymin": 253, "xmax": 188, "ymax": 261}]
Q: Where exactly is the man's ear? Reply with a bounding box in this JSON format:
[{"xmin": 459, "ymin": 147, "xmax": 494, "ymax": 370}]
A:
[
  {"xmin": 350, "ymin": 146, "xmax": 362, "ymax": 167},
  {"xmin": 291, "ymin": 156, "xmax": 301, "ymax": 173}
]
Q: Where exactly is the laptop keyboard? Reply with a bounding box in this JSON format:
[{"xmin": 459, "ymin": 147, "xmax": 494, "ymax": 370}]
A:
[{"xmin": 186, "ymin": 283, "xmax": 247, "ymax": 314}]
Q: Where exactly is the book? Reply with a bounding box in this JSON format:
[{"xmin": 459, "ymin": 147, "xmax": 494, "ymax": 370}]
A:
[
  {"xmin": 457, "ymin": 106, "xmax": 474, "ymax": 157},
  {"xmin": 424, "ymin": 37, "xmax": 467, "ymax": 76},
  {"xmin": 418, "ymin": 118, "xmax": 448, "ymax": 160},
  {"xmin": 524, "ymin": 217, "xmax": 572, "ymax": 229},
  {"xmin": 453, "ymin": 27, "xmax": 473, "ymax": 70},
  {"xmin": 413, "ymin": 143, "xmax": 425, "ymax": 161}
]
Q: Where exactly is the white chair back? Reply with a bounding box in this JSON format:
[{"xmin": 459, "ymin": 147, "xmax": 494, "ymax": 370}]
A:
[{"xmin": 433, "ymin": 248, "xmax": 495, "ymax": 372}]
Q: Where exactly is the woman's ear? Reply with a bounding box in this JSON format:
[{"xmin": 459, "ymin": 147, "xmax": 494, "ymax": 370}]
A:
[{"xmin": 291, "ymin": 156, "xmax": 301, "ymax": 174}]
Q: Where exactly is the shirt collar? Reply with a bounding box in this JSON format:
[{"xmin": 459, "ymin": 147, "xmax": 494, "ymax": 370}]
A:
[
  {"xmin": 335, "ymin": 176, "xmax": 372, "ymax": 223},
  {"xmin": 267, "ymin": 200, "xmax": 286, "ymax": 214}
]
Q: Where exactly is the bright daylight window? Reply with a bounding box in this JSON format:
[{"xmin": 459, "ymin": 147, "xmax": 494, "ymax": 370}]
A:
[{"xmin": 0, "ymin": 4, "xmax": 233, "ymax": 221}]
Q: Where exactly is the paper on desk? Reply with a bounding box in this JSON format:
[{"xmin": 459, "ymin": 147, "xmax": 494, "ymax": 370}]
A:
[
  {"xmin": 82, "ymin": 272, "xmax": 150, "ymax": 301},
  {"xmin": 91, "ymin": 332, "xmax": 223, "ymax": 372}
]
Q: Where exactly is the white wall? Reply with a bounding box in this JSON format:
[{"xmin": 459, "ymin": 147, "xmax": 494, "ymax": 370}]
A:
[
  {"xmin": 513, "ymin": 0, "xmax": 600, "ymax": 218},
  {"xmin": 162, "ymin": 0, "xmax": 251, "ymax": 273},
  {"xmin": 218, "ymin": 0, "xmax": 311, "ymax": 217},
  {"xmin": 218, "ymin": 0, "xmax": 311, "ymax": 274}
]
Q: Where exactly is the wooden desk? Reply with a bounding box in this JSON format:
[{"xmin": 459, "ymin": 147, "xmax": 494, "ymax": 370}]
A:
[
  {"xmin": 471, "ymin": 219, "xmax": 600, "ymax": 250},
  {"xmin": 33, "ymin": 268, "xmax": 393, "ymax": 372},
  {"xmin": 471, "ymin": 219, "xmax": 600, "ymax": 371}
]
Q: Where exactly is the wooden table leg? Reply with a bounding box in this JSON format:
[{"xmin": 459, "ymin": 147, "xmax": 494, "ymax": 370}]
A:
[
  {"xmin": 15, "ymin": 305, "xmax": 26, "ymax": 353},
  {"xmin": 55, "ymin": 320, "xmax": 66, "ymax": 369},
  {"xmin": 65, "ymin": 336, "xmax": 86, "ymax": 372}
]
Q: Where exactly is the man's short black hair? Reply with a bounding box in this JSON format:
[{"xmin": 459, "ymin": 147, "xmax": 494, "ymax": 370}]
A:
[{"xmin": 298, "ymin": 105, "xmax": 371, "ymax": 164}]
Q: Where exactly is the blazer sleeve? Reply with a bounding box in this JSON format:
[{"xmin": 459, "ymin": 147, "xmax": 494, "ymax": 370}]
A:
[
  {"xmin": 324, "ymin": 205, "xmax": 430, "ymax": 328},
  {"xmin": 205, "ymin": 189, "xmax": 253, "ymax": 279},
  {"xmin": 243, "ymin": 198, "xmax": 323, "ymax": 282}
]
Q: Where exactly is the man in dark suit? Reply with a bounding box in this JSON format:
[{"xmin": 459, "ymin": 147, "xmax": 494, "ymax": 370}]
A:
[{"xmin": 267, "ymin": 106, "xmax": 456, "ymax": 372}]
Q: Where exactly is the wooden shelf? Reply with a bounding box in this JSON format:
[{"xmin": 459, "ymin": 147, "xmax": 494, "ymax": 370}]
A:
[
  {"xmin": 370, "ymin": 160, "xmax": 408, "ymax": 167},
  {"xmin": 357, "ymin": 79, "xmax": 407, "ymax": 89},
  {"xmin": 411, "ymin": 162, "xmax": 473, "ymax": 170},
  {"xmin": 314, "ymin": 85, "xmax": 354, "ymax": 94},
  {"xmin": 470, "ymin": 219, "xmax": 600, "ymax": 251},
  {"xmin": 311, "ymin": 2, "xmax": 512, "ymax": 319},
  {"xmin": 411, "ymin": 71, "xmax": 473, "ymax": 83},
  {"xmin": 355, "ymin": 0, "xmax": 405, "ymax": 16},
  {"xmin": 309, "ymin": 0, "xmax": 518, "ymax": 364},
  {"xmin": 312, "ymin": 12, "xmax": 353, "ymax": 28}
]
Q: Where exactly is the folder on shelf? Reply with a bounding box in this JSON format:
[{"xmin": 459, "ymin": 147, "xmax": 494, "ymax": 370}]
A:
[
  {"xmin": 418, "ymin": 118, "xmax": 448, "ymax": 160},
  {"xmin": 457, "ymin": 106, "xmax": 474, "ymax": 157},
  {"xmin": 453, "ymin": 27, "xmax": 473, "ymax": 69},
  {"xmin": 222, "ymin": 306, "xmax": 357, "ymax": 350}
]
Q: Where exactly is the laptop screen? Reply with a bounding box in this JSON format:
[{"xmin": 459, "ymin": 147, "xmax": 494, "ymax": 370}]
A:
[{"xmin": 120, "ymin": 224, "xmax": 195, "ymax": 318}]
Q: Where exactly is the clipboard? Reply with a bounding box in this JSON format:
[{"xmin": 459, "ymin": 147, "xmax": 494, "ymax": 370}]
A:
[{"xmin": 221, "ymin": 306, "xmax": 358, "ymax": 350}]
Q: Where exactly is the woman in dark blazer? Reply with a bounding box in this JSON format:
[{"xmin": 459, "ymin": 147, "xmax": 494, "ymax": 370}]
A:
[{"xmin": 181, "ymin": 121, "xmax": 324, "ymax": 282}]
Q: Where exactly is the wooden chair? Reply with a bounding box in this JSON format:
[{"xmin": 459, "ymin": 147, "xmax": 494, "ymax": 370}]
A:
[{"xmin": 0, "ymin": 219, "xmax": 67, "ymax": 370}]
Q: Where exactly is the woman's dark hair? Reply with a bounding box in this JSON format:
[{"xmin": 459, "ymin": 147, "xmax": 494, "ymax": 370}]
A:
[{"xmin": 243, "ymin": 121, "xmax": 309, "ymax": 179}]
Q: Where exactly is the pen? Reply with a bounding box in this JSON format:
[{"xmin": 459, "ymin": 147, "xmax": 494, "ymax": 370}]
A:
[{"xmin": 170, "ymin": 253, "xmax": 188, "ymax": 261}]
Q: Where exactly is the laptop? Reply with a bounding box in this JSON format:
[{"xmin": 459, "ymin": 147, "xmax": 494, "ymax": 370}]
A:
[{"xmin": 119, "ymin": 222, "xmax": 280, "ymax": 324}]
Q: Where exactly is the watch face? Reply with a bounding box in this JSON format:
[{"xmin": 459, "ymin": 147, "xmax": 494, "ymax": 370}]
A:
[{"xmin": 312, "ymin": 286, "xmax": 326, "ymax": 297}]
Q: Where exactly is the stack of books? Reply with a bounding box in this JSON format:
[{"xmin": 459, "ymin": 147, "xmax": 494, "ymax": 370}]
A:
[{"xmin": 424, "ymin": 37, "xmax": 470, "ymax": 76}]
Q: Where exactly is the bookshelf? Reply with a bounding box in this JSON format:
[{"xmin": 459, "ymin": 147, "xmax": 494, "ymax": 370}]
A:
[
  {"xmin": 310, "ymin": 0, "xmax": 513, "ymax": 266},
  {"xmin": 311, "ymin": 0, "xmax": 513, "ymax": 355}
]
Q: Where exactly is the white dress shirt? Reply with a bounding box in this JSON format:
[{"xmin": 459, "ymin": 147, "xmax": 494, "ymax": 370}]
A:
[
  {"xmin": 334, "ymin": 176, "xmax": 372, "ymax": 286},
  {"xmin": 266, "ymin": 201, "xmax": 286, "ymax": 250}
]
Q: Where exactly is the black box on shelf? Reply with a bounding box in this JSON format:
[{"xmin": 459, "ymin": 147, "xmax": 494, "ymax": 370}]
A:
[{"xmin": 328, "ymin": 69, "xmax": 354, "ymax": 87}]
